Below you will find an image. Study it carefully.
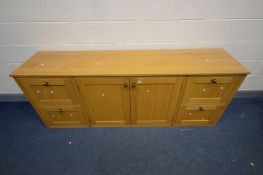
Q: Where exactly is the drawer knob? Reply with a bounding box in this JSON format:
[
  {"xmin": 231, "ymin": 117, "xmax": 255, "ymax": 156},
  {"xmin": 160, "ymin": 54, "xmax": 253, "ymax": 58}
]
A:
[
  {"xmin": 211, "ymin": 79, "xmax": 217, "ymax": 84},
  {"xmin": 42, "ymin": 81, "xmax": 49, "ymax": 86},
  {"xmin": 131, "ymin": 82, "xmax": 136, "ymax": 88},
  {"xmin": 123, "ymin": 82, "xmax": 128, "ymax": 87},
  {"xmin": 199, "ymin": 107, "xmax": 204, "ymax": 111},
  {"xmin": 57, "ymin": 108, "xmax": 63, "ymax": 112}
]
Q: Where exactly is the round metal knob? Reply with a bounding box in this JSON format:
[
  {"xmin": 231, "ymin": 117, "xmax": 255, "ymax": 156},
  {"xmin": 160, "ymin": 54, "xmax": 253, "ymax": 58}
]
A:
[
  {"xmin": 131, "ymin": 82, "xmax": 136, "ymax": 88},
  {"xmin": 199, "ymin": 107, "xmax": 204, "ymax": 111},
  {"xmin": 123, "ymin": 82, "xmax": 128, "ymax": 87},
  {"xmin": 57, "ymin": 108, "xmax": 63, "ymax": 112},
  {"xmin": 42, "ymin": 81, "xmax": 49, "ymax": 86},
  {"xmin": 211, "ymin": 79, "xmax": 217, "ymax": 84}
]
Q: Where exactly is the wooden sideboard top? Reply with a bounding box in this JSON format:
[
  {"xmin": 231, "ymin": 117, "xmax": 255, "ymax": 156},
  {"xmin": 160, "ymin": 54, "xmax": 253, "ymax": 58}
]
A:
[{"xmin": 10, "ymin": 48, "xmax": 250, "ymax": 77}]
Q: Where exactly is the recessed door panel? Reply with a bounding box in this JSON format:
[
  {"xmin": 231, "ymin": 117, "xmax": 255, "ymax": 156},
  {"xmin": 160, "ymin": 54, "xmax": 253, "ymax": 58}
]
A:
[
  {"xmin": 76, "ymin": 78, "xmax": 130, "ymax": 126},
  {"xmin": 130, "ymin": 77, "xmax": 182, "ymax": 125}
]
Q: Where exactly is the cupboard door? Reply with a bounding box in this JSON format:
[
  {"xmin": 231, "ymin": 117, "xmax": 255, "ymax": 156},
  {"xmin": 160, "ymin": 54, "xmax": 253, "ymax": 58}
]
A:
[
  {"xmin": 76, "ymin": 78, "xmax": 130, "ymax": 126},
  {"xmin": 130, "ymin": 77, "xmax": 182, "ymax": 125}
]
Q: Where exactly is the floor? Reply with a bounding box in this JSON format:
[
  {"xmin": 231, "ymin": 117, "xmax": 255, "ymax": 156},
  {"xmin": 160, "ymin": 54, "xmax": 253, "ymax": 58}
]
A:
[{"xmin": 0, "ymin": 98, "xmax": 263, "ymax": 175}]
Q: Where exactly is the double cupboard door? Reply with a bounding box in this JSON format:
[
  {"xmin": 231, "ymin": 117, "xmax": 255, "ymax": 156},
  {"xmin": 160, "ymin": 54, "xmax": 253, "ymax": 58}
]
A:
[{"xmin": 76, "ymin": 77, "xmax": 182, "ymax": 126}]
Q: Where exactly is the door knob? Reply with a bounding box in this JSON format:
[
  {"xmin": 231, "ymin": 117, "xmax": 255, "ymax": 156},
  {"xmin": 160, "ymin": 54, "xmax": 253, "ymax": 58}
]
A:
[
  {"xmin": 57, "ymin": 108, "xmax": 63, "ymax": 112},
  {"xmin": 199, "ymin": 107, "xmax": 204, "ymax": 111},
  {"xmin": 42, "ymin": 81, "xmax": 49, "ymax": 86},
  {"xmin": 211, "ymin": 79, "xmax": 217, "ymax": 84},
  {"xmin": 123, "ymin": 82, "xmax": 128, "ymax": 87},
  {"xmin": 131, "ymin": 82, "xmax": 136, "ymax": 88}
]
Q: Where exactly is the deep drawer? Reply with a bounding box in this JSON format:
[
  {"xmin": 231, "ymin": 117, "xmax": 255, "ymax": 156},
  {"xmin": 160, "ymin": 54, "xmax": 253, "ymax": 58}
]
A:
[
  {"xmin": 176, "ymin": 103, "xmax": 224, "ymax": 125},
  {"xmin": 182, "ymin": 76, "xmax": 239, "ymax": 104},
  {"xmin": 18, "ymin": 78, "xmax": 78, "ymax": 105},
  {"xmin": 39, "ymin": 105, "xmax": 88, "ymax": 127}
]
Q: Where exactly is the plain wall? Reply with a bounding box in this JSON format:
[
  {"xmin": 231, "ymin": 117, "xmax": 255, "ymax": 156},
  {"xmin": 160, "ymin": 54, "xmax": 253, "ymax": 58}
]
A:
[{"xmin": 0, "ymin": 0, "xmax": 263, "ymax": 93}]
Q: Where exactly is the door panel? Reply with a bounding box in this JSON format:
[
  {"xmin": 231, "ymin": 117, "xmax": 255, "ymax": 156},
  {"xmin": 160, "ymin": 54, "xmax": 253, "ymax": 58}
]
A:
[
  {"xmin": 76, "ymin": 78, "xmax": 130, "ymax": 126},
  {"xmin": 130, "ymin": 77, "xmax": 182, "ymax": 125}
]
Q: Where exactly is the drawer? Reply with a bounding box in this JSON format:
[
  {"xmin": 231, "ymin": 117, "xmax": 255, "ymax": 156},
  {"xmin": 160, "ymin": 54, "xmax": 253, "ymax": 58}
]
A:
[
  {"xmin": 182, "ymin": 76, "xmax": 239, "ymax": 104},
  {"xmin": 176, "ymin": 104, "xmax": 224, "ymax": 125},
  {"xmin": 39, "ymin": 105, "xmax": 88, "ymax": 127},
  {"xmin": 18, "ymin": 78, "xmax": 78, "ymax": 105}
]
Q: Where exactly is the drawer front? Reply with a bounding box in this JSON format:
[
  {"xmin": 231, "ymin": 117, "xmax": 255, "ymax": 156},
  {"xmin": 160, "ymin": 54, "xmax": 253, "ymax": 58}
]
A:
[
  {"xmin": 182, "ymin": 76, "xmax": 239, "ymax": 104},
  {"xmin": 19, "ymin": 78, "xmax": 78, "ymax": 105},
  {"xmin": 177, "ymin": 104, "xmax": 224, "ymax": 125},
  {"xmin": 39, "ymin": 105, "xmax": 88, "ymax": 127}
]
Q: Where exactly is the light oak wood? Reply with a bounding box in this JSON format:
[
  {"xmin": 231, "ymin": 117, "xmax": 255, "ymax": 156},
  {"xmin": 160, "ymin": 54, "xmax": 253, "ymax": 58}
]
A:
[
  {"xmin": 174, "ymin": 75, "xmax": 246, "ymax": 125},
  {"xmin": 130, "ymin": 77, "xmax": 182, "ymax": 125},
  {"xmin": 14, "ymin": 78, "xmax": 50, "ymax": 126},
  {"xmin": 10, "ymin": 49, "xmax": 250, "ymax": 128},
  {"xmin": 181, "ymin": 75, "xmax": 240, "ymax": 104},
  {"xmin": 18, "ymin": 78, "xmax": 79, "ymax": 105},
  {"xmin": 176, "ymin": 103, "xmax": 225, "ymax": 125},
  {"xmin": 14, "ymin": 77, "xmax": 90, "ymax": 127},
  {"xmin": 39, "ymin": 105, "xmax": 87, "ymax": 127},
  {"xmin": 76, "ymin": 77, "xmax": 130, "ymax": 126},
  {"xmin": 10, "ymin": 49, "xmax": 250, "ymax": 77},
  {"xmin": 209, "ymin": 75, "xmax": 246, "ymax": 125}
]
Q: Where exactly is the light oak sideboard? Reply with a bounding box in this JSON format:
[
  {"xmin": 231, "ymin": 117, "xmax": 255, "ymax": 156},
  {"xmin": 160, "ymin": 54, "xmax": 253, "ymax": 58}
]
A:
[{"xmin": 10, "ymin": 49, "xmax": 250, "ymax": 128}]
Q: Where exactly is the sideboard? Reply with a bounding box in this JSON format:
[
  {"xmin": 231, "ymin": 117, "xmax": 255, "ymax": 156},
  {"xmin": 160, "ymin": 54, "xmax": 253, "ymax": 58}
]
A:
[{"xmin": 10, "ymin": 49, "xmax": 250, "ymax": 128}]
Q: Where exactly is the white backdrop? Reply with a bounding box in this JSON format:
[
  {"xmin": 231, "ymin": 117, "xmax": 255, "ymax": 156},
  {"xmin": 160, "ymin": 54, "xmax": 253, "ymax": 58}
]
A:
[{"xmin": 0, "ymin": 0, "xmax": 263, "ymax": 93}]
